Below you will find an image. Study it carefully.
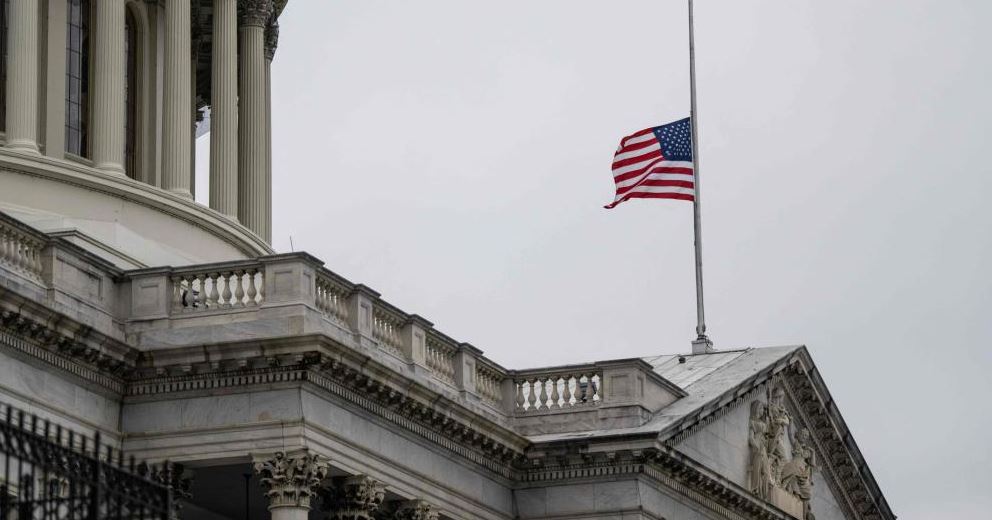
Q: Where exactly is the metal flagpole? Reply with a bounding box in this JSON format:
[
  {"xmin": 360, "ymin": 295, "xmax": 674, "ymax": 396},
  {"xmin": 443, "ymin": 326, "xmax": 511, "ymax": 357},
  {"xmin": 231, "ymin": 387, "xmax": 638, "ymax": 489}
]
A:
[{"xmin": 688, "ymin": 0, "xmax": 713, "ymax": 352}]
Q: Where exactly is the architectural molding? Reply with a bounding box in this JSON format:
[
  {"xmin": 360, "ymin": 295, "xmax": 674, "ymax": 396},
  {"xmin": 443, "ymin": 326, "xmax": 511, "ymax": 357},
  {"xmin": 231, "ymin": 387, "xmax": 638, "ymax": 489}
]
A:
[
  {"xmin": 0, "ymin": 155, "xmax": 273, "ymax": 258},
  {"xmin": 264, "ymin": 16, "xmax": 280, "ymax": 60}
]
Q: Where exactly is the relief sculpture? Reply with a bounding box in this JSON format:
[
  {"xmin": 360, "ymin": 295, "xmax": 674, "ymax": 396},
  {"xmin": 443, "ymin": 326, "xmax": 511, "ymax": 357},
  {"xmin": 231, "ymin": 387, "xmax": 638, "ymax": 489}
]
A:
[{"xmin": 747, "ymin": 386, "xmax": 816, "ymax": 520}]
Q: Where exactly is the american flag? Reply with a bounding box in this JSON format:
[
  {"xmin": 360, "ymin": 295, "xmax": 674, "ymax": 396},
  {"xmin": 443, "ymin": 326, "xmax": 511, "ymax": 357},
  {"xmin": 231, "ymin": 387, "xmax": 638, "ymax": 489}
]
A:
[{"xmin": 605, "ymin": 117, "xmax": 695, "ymax": 209}]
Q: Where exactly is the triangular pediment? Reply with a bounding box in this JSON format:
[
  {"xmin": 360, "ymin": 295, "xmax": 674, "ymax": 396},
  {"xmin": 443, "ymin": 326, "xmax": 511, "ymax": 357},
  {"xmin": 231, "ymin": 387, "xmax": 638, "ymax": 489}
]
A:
[{"xmin": 657, "ymin": 347, "xmax": 894, "ymax": 520}]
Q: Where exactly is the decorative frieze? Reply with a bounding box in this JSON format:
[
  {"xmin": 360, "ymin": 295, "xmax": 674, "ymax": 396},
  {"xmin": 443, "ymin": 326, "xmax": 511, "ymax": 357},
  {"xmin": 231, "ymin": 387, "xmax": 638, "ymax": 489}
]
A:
[{"xmin": 254, "ymin": 451, "xmax": 329, "ymax": 510}]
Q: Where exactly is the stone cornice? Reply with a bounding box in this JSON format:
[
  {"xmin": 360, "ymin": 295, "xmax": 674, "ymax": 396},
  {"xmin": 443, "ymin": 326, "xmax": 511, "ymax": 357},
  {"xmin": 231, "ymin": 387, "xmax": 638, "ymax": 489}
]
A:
[
  {"xmin": 780, "ymin": 356, "xmax": 895, "ymax": 520},
  {"xmin": 123, "ymin": 337, "xmax": 530, "ymax": 477},
  {"xmin": 518, "ymin": 447, "xmax": 793, "ymax": 520}
]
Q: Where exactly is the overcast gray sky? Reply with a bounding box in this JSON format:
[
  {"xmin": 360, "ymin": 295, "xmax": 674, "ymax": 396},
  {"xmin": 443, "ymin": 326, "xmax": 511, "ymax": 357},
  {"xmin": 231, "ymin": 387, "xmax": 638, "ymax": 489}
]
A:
[{"xmin": 196, "ymin": 1, "xmax": 991, "ymax": 517}]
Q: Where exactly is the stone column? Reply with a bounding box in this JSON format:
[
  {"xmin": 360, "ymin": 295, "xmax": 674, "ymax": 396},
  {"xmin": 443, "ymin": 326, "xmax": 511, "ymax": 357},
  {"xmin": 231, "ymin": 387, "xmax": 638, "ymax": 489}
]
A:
[
  {"xmin": 209, "ymin": 0, "xmax": 240, "ymax": 218},
  {"xmin": 237, "ymin": 0, "xmax": 272, "ymax": 238},
  {"xmin": 254, "ymin": 451, "xmax": 328, "ymax": 520},
  {"xmin": 5, "ymin": 0, "xmax": 41, "ymax": 153},
  {"xmin": 91, "ymin": 0, "xmax": 126, "ymax": 173},
  {"xmin": 326, "ymin": 475, "xmax": 385, "ymax": 520},
  {"xmin": 162, "ymin": 0, "xmax": 193, "ymax": 196},
  {"xmin": 263, "ymin": 16, "xmax": 278, "ymax": 243}
]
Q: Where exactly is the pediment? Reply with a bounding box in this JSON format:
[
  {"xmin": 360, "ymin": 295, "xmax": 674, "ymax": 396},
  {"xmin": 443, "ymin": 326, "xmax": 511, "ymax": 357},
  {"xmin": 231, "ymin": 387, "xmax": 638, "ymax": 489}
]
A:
[{"xmin": 661, "ymin": 348, "xmax": 894, "ymax": 520}]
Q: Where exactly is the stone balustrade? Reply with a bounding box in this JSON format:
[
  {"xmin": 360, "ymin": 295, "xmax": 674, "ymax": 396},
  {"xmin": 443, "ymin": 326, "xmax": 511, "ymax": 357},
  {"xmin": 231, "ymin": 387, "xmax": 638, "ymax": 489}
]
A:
[
  {"xmin": 0, "ymin": 216, "xmax": 45, "ymax": 279},
  {"xmin": 171, "ymin": 263, "xmax": 264, "ymax": 312},
  {"xmin": 315, "ymin": 270, "xmax": 350, "ymax": 325},
  {"xmin": 425, "ymin": 334, "xmax": 457, "ymax": 383},
  {"xmin": 0, "ymin": 213, "xmax": 690, "ymax": 431},
  {"xmin": 513, "ymin": 366, "xmax": 603, "ymax": 412},
  {"xmin": 372, "ymin": 303, "xmax": 405, "ymax": 357}
]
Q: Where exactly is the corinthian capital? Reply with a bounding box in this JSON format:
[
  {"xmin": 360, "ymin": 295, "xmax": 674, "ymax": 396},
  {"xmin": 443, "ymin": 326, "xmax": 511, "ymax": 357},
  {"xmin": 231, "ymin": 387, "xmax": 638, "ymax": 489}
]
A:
[
  {"xmin": 239, "ymin": 0, "xmax": 273, "ymax": 27},
  {"xmin": 264, "ymin": 16, "xmax": 280, "ymax": 60},
  {"xmin": 326, "ymin": 475, "xmax": 385, "ymax": 520},
  {"xmin": 254, "ymin": 451, "xmax": 329, "ymax": 510},
  {"xmin": 393, "ymin": 499, "xmax": 440, "ymax": 520}
]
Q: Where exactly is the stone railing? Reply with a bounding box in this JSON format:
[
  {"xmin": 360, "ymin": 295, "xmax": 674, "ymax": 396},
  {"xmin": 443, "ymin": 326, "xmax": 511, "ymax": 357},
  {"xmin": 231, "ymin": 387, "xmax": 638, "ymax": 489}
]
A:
[
  {"xmin": 425, "ymin": 334, "xmax": 457, "ymax": 383},
  {"xmin": 512, "ymin": 365, "xmax": 602, "ymax": 413},
  {"xmin": 171, "ymin": 263, "xmax": 264, "ymax": 312},
  {"xmin": 315, "ymin": 269, "xmax": 350, "ymax": 325},
  {"xmin": 0, "ymin": 214, "xmax": 46, "ymax": 280},
  {"xmin": 475, "ymin": 362, "xmax": 505, "ymax": 407},
  {"xmin": 372, "ymin": 303, "xmax": 405, "ymax": 357}
]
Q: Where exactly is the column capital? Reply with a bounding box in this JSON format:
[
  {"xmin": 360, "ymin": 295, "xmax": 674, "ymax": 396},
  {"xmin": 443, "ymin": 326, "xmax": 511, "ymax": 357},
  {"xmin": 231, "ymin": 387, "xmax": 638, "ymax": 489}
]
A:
[
  {"xmin": 253, "ymin": 451, "xmax": 329, "ymax": 510},
  {"xmin": 239, "ymin": 0, "xmax": 273, "ymax": 27},
  {"xmin": 324, "ymin": 475, "xmax": 386, "ymax": 520},
  {"xmin": 264, "ymin": 16, "xmax": 280, "ymax": 61},
  {"xmin": 150, "ymin": 462, "xmax": 194, "ymax": 519},
  {"xmin": 392, "ymin": 500, "xmax": 440, "ymax": 520}
]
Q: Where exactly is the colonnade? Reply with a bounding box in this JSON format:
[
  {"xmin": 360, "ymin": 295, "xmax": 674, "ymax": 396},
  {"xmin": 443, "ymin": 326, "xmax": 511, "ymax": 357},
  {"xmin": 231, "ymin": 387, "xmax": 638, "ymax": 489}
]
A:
[
  {"xmin": 2, "ymin": 0, "xmax": 278, "ymax": 242},
  {"xmin": 250, "ymin": 451, "xmax": 441, "ymax": 520}
]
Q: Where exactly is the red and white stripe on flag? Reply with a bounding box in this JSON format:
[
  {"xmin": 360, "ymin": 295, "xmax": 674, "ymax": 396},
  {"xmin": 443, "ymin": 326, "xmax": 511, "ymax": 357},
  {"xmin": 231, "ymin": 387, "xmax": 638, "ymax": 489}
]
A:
[{"xmin": 605, "ymin": 119, "xmax": 695, "ymax": 209}]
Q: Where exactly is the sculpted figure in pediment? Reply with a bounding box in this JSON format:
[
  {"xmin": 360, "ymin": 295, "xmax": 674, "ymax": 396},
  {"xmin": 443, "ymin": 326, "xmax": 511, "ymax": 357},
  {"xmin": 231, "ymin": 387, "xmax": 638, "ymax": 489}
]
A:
[
  {"xmin": 766, "ymin": 386, "xmax": 792, "ymax": 481},
  {"xmin": 747, "ymin": 400, "xmax": 774, "ymax": 499},
  {"xmin": 745, "ymin": 386, "xmax": 816, "ymax": 519},
  {"xmin": 782, "ymin": 428, "xmax": 817, "ymax": 519}
]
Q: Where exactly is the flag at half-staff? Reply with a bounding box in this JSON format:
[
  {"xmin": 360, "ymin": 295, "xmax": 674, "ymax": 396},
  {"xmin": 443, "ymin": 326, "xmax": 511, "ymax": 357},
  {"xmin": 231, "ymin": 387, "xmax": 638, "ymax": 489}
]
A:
[{"xmin": 604, "ymin": 117, "xmax": 695, "ymax": 209}]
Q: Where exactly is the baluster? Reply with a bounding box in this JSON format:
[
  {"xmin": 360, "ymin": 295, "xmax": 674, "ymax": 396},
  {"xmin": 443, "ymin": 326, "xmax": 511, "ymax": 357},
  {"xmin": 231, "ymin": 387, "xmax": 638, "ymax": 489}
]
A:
[
  {"xmin": 549, "ymin": 375, "xmax": 561, "ymax": 409},
  {"xmin": 515, "ymin": 381, "xmax": 525, "ymax": 410},
  {"xmin": 525, "ymin": 380, "xmax": 537, "ymax": 410},
  {"xmin": 219, "ymin": 271, "xmax": 233, "ymax": 306},
  {"xmin": 192, "ymin": 273, "xmax": 205, "ymax": 308},
  {"xmin": 233, "ymin": 270, "xmax": 246, "ymax": 307},
  {"xmin": 538, "ymin": 377, "xmax": 550, "ymax": 410},
  {"xmin": 246, "ymin": 269, "xmax": 258, "ymax": 305},
  {"xmin": 205, "ymin": 273, "xmax": 218, "ymax": 307},
  {"xmin": 561, "ymin": 374, "xmax": 573, "ymax": 407},
  {"xmin": 592, "ymin": 374, "xmax": 601, "ymax": 401},
  {"xmin": 255, "ymin": 269, "xmax": 264, "ymax": 303},
  {"xmin": 33, "ymin": 244, "xmax": 43, "ymax": 275},
  {"xmin": 171, "ymin": 276, "xmax": 182, "ymax": 311}
]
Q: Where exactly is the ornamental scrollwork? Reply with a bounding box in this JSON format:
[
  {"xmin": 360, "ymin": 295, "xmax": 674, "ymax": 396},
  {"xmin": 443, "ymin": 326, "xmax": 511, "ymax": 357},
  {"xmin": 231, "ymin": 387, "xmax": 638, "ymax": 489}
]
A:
[{"xmin": 239, "ymin": 0, "xmax": 273, "ymax": 27}]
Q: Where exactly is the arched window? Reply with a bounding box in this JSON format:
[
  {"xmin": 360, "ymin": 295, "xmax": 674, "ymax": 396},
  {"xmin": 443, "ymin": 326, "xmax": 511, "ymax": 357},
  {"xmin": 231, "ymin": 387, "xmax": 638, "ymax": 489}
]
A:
[
  {"xmin": 124, "ymin": 7, "xmax": 137, "ymax": 177},
  {"xmin": 65, "ymin": 0, "xmax": 91, "ymax": 157},
  {"xmin": 0, "ymin": 0, "xmax": 9, "ymax": 133}
]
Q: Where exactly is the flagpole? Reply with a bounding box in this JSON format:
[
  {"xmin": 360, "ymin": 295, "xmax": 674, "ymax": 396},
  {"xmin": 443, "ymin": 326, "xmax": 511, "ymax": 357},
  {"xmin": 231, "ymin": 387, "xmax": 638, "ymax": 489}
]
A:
[{"xmin": 688, "ymin": 0, "xmax": 713, "ymax": 352}]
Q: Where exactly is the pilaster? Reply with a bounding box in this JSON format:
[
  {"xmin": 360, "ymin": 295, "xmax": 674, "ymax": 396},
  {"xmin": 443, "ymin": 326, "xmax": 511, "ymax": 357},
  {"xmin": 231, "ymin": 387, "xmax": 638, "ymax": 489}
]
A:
[
  {"xmin": 254, "ymin": 451, "xmax": 328, "ymax": 520},
  {"xmin": 91, "ymin": 0, "xmax": 127, "ymax": 173},
  {"xmin": 162, "ymin": 0, "xmax": 192, "ymax": 196},
  {"xmin": 6, "ymin": 0, "xmax": 42, "ymax": 153}
]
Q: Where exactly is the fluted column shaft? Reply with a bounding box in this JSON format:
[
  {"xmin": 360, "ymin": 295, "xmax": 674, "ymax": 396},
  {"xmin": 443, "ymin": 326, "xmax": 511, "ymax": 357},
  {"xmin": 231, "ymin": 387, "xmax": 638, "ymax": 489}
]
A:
[
  {"xmin": 263, "ymin": 18, "xmax": 278, "ymax": 242},
  {"xmin": 237, "ymin": 0, "xmax": 272, "ymax": 237},
  {"xmin": 163, "ymin": 0, "xmax": 192, "ymax": 196},
  {"xmin": 5, "ymin": 0, "xmax": 41, "ymax": 153},
  {"xmin": 210, "ymin": 0, "xmax": 239, "ymax": 218},
  {"xmin": 91, "ymin": 0, "xmax": 126, "ymax": 173}
]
